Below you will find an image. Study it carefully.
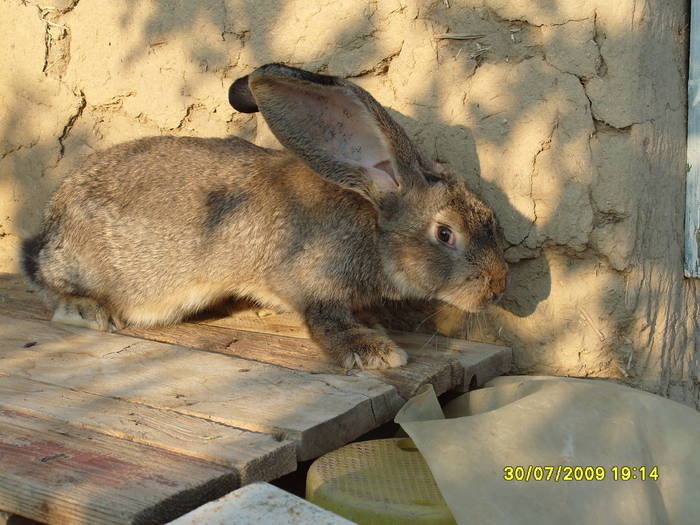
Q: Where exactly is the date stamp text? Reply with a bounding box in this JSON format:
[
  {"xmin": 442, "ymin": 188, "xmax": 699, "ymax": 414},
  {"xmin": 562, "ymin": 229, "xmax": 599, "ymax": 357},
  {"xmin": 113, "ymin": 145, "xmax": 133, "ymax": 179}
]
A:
[{"xmin": 503, "ymin": 465, "xmax": 659, "ymax": 482}]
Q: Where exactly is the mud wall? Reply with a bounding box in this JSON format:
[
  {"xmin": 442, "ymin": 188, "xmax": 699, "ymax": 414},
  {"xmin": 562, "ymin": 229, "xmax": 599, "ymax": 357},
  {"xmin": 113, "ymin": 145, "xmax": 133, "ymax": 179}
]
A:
[{"xmin": 2, "ymin": 0, "xmax": 696, "ymax": 405}]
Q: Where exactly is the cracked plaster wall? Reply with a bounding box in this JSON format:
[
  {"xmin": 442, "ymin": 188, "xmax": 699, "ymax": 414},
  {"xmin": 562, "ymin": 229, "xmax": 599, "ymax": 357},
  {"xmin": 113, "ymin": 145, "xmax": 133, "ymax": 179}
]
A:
[{"xmin": 1, "ymin": 0, "xmax": 696, "ymax": 406}]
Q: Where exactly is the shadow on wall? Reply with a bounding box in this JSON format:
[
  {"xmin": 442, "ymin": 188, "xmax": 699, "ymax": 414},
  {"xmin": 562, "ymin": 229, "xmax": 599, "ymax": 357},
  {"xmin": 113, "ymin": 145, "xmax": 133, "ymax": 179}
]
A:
[{"xmin": 2, "ymin": 0, "xmax": 694, "ymax": 401}]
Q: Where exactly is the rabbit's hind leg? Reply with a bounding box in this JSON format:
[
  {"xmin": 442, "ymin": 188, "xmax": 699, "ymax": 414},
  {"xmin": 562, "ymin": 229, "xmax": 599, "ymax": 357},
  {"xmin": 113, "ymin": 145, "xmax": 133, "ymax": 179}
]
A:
[{"xmin": 51, "ymin": 296, "xmax": 121, "ymax": 332}]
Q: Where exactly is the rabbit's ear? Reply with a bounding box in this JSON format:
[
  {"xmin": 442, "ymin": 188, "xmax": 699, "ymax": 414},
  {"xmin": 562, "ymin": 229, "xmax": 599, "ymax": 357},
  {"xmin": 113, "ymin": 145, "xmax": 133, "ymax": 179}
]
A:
[
  {"xmin": 245, "ymin": 63, "xmax": 426, "ymax": 205},
  {"xmin": 228, "ymin": 75, "xmax": 259, "ymax": 113}
]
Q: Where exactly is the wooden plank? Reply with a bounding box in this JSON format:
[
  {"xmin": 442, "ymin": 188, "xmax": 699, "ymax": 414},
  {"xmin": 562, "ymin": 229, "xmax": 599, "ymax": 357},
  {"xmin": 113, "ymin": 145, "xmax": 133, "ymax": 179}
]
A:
[
  {"xmin": 389, "ymin": 332, "xmax": 512, "ymax": 391},
  {"xmin": 149, "ymin": 291, "xmax": 512, "ymax": 391},
  {"xmin": 0, "ymin": 274, "xmax": 48, "ymax": 322},
  {"xmin": 0, "ymin": 374, "xmax": 296, "ymax": 484},
  {"xmin": 167, "ymin": 482, "xmax": 353, "ymax": 525},
  {"xmin": 124, "ymin": 323, "xmax": 510, "ymax": 398},
  {"xmin": 0, "ymin": 315, "xmax": 402, "ymax": 461},
  {"xmin": 200, "ymin": 307, "xmax": 513, "ymax": 392},
  {"xmin": 0, "ymin": 273, "xmax": 511, "ymax": 398},
  {"xmin": 122, "ymin": 323, "xmax": 458, "ymax": 399},
  {"xmin": 122, "ymin": 322, "xmax": 340, "ymax": 374},
  {"xmin": 0, "ymin": 408, "xmax": 238, "ymax": 525},
  {"xmin": 687, "ymin": 0, "xmax": 700, "ymax": 277},
  {"xmin": 199, "ymin": 308, "xmax": 310, "ymax": 339}
]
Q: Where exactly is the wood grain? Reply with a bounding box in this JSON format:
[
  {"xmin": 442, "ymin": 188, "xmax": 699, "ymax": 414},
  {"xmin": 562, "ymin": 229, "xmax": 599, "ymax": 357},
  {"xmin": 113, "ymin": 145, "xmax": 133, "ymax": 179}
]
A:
[
  {"xmin": 0, "ymin": 273, "xmax": 511, "ymax": 523},
  {"xmin": 0, "ymin": 274, "xmax": 48, "ymax": 322},
  {"xmin": 122, "ymin": 323, "xmax": 466, "ymax": 399},
  {"xmin": 0, "ymin": 273, "xmax": 511, "ymax": 457},
  {"xmin": 388, "ymin": 332, "xmax": 512, "ymax": 391},
  {"xmin": 0, "ymin": 314, "xmax": 402, "ymax": 461},
  {"xmin": 0, "ymin": 408, "xmax": 238, "ymax": 525},
  {"xmin": 123, "ymin": 325, "xmax": 511, "ymax": 398},
  {"xmin": 199, "ymin": 308, "xmax": 310, "ymax": 339},
  {"xmin": 0, "ymin": 274, "xmax": 510, "ymax": 398},
  {"xmin": 168, "ymin": 482, "xmax": 354, "ymax": 525},
  {"xmin": 0, "ymin": 374, "xmax": 296, "ymax": 484}
]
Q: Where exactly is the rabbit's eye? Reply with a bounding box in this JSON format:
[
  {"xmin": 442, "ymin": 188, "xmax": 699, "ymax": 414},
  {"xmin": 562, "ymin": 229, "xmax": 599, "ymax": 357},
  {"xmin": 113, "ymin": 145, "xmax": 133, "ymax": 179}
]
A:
[{"xmin": 436, "ymin": 225, "xmax": 456, "ymax": 247}]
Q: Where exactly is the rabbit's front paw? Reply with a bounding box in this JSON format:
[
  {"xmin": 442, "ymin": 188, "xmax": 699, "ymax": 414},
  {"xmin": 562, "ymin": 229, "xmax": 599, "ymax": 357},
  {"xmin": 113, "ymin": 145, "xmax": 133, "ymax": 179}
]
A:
[{"xmin": 334, "ymin": 328, "xmax": 408, "ymax": 370}]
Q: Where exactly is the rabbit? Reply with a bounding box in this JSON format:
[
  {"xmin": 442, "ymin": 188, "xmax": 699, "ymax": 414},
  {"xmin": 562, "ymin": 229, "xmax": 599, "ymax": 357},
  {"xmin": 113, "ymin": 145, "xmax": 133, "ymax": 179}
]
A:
[{"xmin": 21, "ymin": 63, "xmax": 508, "ymax": 370}]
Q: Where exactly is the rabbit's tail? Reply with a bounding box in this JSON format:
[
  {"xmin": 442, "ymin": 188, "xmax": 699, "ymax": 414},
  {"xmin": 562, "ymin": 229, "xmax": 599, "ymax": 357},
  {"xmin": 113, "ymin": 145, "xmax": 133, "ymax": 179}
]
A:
[{"xmin": 20, "ymin": 221, "xmax": 55, "ymax": 290}]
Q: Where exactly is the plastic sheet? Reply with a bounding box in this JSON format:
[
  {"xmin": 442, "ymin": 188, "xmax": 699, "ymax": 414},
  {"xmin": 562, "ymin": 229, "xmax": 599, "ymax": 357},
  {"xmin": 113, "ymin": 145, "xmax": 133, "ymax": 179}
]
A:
[{"xmin": 395, "ymin": 376, "xmax": 700, "ymax": 525}]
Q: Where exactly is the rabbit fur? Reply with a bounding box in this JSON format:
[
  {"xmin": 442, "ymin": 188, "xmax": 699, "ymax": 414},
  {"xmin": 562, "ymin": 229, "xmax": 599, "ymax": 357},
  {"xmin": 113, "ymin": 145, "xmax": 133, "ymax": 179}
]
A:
[{"xmin": 21, "ymin": 63, "xmax": 508, "ymax": 370}]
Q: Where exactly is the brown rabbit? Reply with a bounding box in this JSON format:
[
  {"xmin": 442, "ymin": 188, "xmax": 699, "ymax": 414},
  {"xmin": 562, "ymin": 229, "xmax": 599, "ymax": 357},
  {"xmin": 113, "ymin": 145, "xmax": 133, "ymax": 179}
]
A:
[{"xmin": 21, "ymin": 63, "xmax": 507, "ymax": 370}]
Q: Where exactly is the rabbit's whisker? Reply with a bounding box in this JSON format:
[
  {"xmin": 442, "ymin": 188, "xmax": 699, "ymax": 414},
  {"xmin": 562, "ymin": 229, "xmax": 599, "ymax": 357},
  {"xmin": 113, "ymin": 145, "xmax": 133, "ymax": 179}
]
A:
[{"xmin": 414, "ymin": 309, "xmax": 440, "ymax": 332}]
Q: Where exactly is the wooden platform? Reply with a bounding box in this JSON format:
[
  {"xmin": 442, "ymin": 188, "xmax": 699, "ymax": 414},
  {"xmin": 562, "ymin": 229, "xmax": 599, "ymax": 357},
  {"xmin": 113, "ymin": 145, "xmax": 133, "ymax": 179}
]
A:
[
  {"xmin": 168, "ymin": 482, "xmax": 353, "ymax": 524},
  {"xmin": 0, "ymin": 274, "xmax": 511, "ymax": 524}
]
